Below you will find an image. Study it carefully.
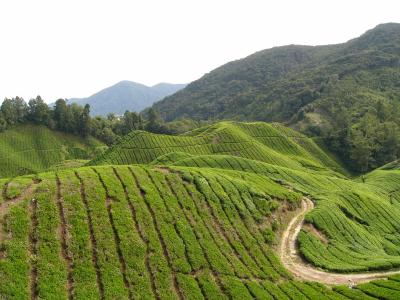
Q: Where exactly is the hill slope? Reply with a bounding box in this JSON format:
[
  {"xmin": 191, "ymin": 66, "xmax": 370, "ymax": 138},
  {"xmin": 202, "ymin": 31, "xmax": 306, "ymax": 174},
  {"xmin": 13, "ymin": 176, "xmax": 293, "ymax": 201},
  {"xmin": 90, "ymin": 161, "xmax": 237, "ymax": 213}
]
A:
[
  {"xmin": 0, "ymin": 125, "xmax": 106, "ymax": 178},
  {"xmin": 151, "ymin": 23, "xmax": 400, "ymax": 172},
  {"xmin": 1, "ymin": 162, "xmax": 400, "ymax": 298},
  {"xmin": 2, "ymin": 122, "xmax": 400, "ymax": 299},
  {"xmin": 152, "ymin": 23, "xmax": 400, "ymax": 124},
  {"xmin": 89, "ymin": 121, "xmax": 346, "ymax": 175},
  {"xmin": 70, "ymin": 81, "xmax": 186, "ymax": 116}
]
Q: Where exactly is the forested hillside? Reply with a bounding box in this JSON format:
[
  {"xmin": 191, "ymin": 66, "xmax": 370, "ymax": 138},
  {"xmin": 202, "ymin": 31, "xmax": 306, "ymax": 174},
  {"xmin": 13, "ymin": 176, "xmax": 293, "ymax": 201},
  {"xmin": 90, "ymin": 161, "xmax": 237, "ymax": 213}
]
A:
[{"xmin": 151, "ymin": 23, "xmax": 400, "ymax": 172}]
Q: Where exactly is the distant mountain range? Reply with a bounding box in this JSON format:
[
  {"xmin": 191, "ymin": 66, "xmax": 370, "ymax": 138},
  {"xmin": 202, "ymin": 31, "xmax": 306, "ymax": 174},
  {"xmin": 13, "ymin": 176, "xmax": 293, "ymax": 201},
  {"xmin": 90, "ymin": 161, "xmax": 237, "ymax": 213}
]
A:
[{"xmin": 69, "ymin": 81, "xmax": 186, "ymax": 116}]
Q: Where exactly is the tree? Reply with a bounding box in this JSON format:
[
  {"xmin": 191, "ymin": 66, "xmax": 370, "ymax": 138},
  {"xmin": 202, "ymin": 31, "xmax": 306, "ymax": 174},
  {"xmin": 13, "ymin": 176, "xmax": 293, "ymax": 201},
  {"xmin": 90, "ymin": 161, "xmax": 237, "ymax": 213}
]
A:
[
  {"xmin": 1, "ymin": 98, "xmax": 15, "ymax": 126},
  {"xmin": 0, "ymin": 114, "xmax": 7, "ymax": 132},
  {"xmin": 107, "ymin": 113, "xmax": 116, "ymax": 122},
  {"xmin": 67, "ymin": 103, "xmax": 83, "ymax": 133},
  {"xmin": 122, "ymin": 111, "xmax": 143, "ymax": 134},
  {"xmin": 146, "ymin": 108, "xmax": 165, "ymax": 133},
  {"xmin": 100, "ymin": 127, "xmax": 117, "ymax": 145},
  {"xmin": 14, "ymin": 97, "xmax": 28, "ymax": 123},
  {"xmin": 79, "ymin": 104, "xmax": 91, "ymax": 137},
  {"xmin": 28, "ymin": 96, "xmax": 50, "ymax": 125},
  {"xmin": 53, "ymin": 99, "xmax": 68, "ymax": 131},
  {"xmin": 376, "ymin": 121, "xmax": 399, "ymax": 166},
  {"xmin": 349, "ymin": 113, "xmax": 379, "ymax": 172},
  {"xmin": 1, "ymin": 97, "xmax": 27, "ymax": 126},
  {"xmin": 350, "ymin": 128, "xmax": 375, "ymax": 172}
]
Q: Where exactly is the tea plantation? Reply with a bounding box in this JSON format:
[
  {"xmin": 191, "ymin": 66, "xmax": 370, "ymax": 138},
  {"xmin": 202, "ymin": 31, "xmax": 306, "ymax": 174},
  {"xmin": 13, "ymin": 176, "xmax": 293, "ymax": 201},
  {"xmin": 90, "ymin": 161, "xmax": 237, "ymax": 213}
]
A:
[
  {"xmin": 90, "ymin": 121, "xmax": 345, "ymax": 175},
  {"xmin": 1, "ymin": 122, "xmax": 400, "ymax": 299},
  {"xmin": 0, "ymin": 125, "xmax": 107, "ymax": 178}
]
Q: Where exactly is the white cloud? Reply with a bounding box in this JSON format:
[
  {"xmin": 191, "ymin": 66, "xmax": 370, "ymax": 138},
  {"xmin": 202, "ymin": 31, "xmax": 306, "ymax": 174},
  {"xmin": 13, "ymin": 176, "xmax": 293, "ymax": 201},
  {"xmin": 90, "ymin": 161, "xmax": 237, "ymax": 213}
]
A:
[{"xmin": 0, "ymin": 0, "xmax": 399, "ymax": 102}]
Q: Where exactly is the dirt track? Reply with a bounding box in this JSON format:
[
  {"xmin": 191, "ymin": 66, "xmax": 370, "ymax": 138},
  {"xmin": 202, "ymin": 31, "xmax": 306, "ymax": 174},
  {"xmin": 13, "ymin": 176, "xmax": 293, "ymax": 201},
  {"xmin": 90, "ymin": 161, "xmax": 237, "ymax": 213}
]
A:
[{"xmin": 279, "ymin": 198, "xmax": 400, "ymax": 285}]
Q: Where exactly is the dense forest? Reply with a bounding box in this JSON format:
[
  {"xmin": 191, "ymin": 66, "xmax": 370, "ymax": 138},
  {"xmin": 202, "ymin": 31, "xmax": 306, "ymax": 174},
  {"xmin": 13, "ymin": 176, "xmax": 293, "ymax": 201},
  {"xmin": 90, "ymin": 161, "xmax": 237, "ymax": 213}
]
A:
[{"xmin": 151, "ymin": 23, "xmax": 400, "ymax": 173}]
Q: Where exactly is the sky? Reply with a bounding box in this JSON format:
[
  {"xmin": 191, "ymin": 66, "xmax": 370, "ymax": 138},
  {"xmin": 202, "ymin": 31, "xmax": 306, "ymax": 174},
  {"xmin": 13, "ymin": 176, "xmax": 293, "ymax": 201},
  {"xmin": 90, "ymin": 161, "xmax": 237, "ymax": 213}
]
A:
[{"xmin": 0, "ymin": 0, "xmax": 399, "ymax": 102}]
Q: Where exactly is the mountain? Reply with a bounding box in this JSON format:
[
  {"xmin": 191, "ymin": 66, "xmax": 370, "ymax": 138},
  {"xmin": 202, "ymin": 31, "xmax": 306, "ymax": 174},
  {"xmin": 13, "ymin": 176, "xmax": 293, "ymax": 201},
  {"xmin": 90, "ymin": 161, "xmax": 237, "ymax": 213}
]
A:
[
  {"xmin": 2, "ymin": 121, "xmax": 400, "ymax": 299},
  {"xmin": 70, "ymin": 81, "xmax": 186, "ymax": 116},
  {"xmin": 153, "ymin": 23, "xmax": 400, "ymax": 122},
  {"xmin": 151, "ymin": 23, "xmax": 400, "ymax": 172}
]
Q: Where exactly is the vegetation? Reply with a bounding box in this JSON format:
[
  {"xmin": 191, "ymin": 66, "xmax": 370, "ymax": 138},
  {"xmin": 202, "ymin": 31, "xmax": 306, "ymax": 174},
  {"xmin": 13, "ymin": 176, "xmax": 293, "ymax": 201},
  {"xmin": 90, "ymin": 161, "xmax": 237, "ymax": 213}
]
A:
[
  {"xmin": 0, "ymin": 124, "xmax": 106, "ymax": 178},
  {"xmin": 2, "ymin": 118, "xmax": 400, "ymax": 299},
  {"xmin": 151, "ymin": 23, "xmax": 400, "ymax": 172},
  {"xmin": 90, "ymin": 121, "xmax": 400, "ymax": 273},
  {"xmin": 0, "ymin": 96, "xmax": 208, "ymax": 150},
  {"xmin": 90, "ymin": 121, "xmax": 345, "ymax": 175},
  {"xmin": 1, "ymin": 165, "xmax": 302, "ymax": 299}
]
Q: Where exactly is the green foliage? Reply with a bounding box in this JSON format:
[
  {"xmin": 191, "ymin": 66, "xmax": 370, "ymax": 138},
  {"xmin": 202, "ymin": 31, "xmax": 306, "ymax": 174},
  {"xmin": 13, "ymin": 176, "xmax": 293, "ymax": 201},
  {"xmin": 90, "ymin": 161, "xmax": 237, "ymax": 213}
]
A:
[{"xmin": 27, "ymin": 96, "xmax": 50, "ymax": 125}]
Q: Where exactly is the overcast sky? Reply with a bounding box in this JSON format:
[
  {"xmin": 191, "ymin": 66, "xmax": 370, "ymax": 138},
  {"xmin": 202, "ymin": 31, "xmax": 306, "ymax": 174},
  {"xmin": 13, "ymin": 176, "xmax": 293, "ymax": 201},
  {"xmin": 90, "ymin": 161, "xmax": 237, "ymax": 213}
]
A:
[{"xmin": 0, "ymin": 0, "xmax": 399, "ymax": 102}]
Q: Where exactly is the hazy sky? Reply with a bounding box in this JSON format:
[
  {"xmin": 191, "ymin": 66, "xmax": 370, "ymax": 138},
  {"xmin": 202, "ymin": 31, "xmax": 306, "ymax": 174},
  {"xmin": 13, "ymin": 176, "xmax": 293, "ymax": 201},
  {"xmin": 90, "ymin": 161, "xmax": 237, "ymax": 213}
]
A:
[{"xmin": 0, "ymin": 0, "xmax": 399, "ymax": 102}]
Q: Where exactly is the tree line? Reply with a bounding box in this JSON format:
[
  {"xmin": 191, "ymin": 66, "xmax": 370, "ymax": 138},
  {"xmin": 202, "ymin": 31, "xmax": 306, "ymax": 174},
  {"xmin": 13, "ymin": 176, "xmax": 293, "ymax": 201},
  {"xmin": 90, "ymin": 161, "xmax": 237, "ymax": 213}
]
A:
[
  {"xmin": 0, "ymin": 96, "xmax": 172, "ymax": 145},
  {"xmin": 308, "ymin": 98, "xmax": 400, "ymax": 173}
]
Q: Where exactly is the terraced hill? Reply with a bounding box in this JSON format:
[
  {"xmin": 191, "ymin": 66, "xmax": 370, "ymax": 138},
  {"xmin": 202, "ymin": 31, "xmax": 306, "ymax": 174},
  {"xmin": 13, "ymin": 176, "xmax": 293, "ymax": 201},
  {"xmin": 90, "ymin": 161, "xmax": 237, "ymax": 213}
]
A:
[
  {"xmin": 0, "ymin": 125, "xmax": 107, "ymax": 178},
  {"xmin": 88, "ymin": 121, "xmax": 400, "ymax": 272},
  {"xmin": 90, "ymin": 121, "xmax": 345, "ymax": 175},
  {"xmin": 2, "ymin": 121, "xmax": 400, "ymax": 299}
]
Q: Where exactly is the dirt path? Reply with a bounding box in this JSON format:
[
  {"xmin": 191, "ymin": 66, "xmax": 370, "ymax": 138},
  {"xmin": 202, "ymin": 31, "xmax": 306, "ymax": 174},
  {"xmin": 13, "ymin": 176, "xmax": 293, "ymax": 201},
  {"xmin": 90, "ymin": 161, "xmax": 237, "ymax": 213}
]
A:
[{"xmin": 279, "ymin": 197, "xmax": 400, "ymax": 285}]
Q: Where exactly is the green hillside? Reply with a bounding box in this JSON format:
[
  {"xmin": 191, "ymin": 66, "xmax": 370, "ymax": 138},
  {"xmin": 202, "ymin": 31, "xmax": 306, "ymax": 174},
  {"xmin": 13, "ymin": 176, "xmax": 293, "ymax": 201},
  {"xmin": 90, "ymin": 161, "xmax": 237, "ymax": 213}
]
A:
[
  {"xmin": 151, "ymin": 23, "xmax": 400, "ymax": 172},
  {"xmin": 2, "ymin": 121, "xmax": 400, "ymax": 299},
  {"xmin": 164, "ymin": 153, "xmax": 400, "ymax": 272},
  {"xmin": 0, "ymin": 125, "xmax": 107, "ymax": 178},
  {"xmin": 89, "ymin": 121, "xmax": 346, "ymax": 175},
  {"xmin": 153, "ymin": 23, "xmax": 400, "ymax": 123},
  {"xmin": 90, "ymin": 121, "xmax": 400, "ymax": 272}
]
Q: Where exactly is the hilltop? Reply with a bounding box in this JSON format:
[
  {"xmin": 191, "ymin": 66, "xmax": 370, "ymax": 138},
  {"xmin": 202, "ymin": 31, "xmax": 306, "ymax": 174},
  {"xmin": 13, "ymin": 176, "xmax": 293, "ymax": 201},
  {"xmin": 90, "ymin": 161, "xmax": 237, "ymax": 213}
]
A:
[
  {"xmin": 151, "ymin": 23, "xmax": 400, "ymax": 172},
  {"xmin": 1, "ymin": 121, "xmax": 400, "ymax": 299},
  {"xmin": 89, "ymin": 121, "xmax": 346, "ymax": 175},
  {"xmin": 0, "ymin": 124, "xmax": 106, "ymax": 178},
  {"xmin": 70, "ymin": 81, "xmax": 186, "ymax": 116}
]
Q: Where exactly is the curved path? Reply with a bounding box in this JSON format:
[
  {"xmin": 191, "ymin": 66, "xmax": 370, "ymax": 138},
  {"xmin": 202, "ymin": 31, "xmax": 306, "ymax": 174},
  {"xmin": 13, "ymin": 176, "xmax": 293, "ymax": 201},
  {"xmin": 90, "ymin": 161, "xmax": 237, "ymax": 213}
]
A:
[{"xmin": 279, "ymin": 198, "xmax": 400, "ymax": 285}]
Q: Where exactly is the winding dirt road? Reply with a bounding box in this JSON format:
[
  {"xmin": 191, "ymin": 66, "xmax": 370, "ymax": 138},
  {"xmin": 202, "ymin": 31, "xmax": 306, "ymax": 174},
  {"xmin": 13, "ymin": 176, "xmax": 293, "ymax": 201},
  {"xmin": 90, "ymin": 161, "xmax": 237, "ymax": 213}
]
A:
[{"xmin": 279, "ymin": 198, "xmax": 400, "ymax": 285}]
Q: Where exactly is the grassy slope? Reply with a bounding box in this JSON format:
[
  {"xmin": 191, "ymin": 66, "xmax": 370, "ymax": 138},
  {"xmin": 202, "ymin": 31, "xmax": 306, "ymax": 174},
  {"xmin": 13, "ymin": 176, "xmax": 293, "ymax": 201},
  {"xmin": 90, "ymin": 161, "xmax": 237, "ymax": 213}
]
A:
[
  {"xmin": 90, "ymin": 121, "xmax": 346, "ymax": 175},
  {"xmin": 0, "ymin": 124, "xmax": 107, "ymax": 178},
  {"xmin": 89, "ymin": 121, "xmax": 400, "ymax": 273},
  {"xmin": 1, "ymin": 121, "xmax": 400, "ymax": 299},
  {"xmin": 2, "ymin": 165, "xmax": 358, "ymax": 300},
  {"xmin": 165, "ymin": 153, "xmax": 400, "ymax": 272}
]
